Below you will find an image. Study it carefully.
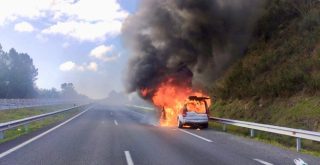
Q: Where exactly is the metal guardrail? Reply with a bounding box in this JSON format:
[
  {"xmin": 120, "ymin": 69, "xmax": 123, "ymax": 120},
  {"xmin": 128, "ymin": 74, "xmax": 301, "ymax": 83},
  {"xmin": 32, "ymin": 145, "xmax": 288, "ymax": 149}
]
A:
[
  {"xmin": 126, "ymin": 105, "xmax": 154, "ymax": 111},
  {"xmin": 0, "ymin": 99, "xmax": 89, "ymax": 111},
  {"xmin": 127, "ymin": 104, "xmax": 320, "ymax": 152},
  {"xmin": 0, "ymin": 104, "xmax": 89, "ymax": 139},
  {"xmin": 210, "ymin": 117, "xmax": 320, "ymax": 152}
]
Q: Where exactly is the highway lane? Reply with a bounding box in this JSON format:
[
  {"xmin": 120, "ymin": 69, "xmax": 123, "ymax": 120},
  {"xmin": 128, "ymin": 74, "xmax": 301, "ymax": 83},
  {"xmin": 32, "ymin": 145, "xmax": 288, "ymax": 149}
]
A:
[{"xmin": 0, "ymin": 105, "xmax": 319, "ymax": 165}]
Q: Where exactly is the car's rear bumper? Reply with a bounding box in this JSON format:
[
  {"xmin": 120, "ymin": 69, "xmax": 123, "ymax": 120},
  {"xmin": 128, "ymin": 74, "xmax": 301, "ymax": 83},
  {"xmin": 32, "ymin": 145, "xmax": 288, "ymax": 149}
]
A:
[{"xmin": 183, "ymin": 120, "xmax": 208, "ymax": 125}]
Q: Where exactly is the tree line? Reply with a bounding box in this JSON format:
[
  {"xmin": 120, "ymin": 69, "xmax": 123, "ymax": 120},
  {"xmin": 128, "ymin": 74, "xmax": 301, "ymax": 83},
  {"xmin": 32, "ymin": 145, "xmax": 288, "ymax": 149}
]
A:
[{"xmin": 0, "ymin": 44, "xmax": 87, "ymax": 99}]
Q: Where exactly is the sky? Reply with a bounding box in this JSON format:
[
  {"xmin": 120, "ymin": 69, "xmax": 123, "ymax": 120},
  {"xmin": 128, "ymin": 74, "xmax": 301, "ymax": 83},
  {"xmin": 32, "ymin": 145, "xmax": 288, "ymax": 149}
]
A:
[{"xmin": 0, "ymin": 0, "xmax": 140, "ymax": 99}]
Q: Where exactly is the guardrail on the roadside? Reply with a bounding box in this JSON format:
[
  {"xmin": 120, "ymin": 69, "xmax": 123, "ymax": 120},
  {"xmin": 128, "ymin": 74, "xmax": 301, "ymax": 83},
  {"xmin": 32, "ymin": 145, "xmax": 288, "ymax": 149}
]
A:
[
  {"xmin": 209, "ymin": 117, "xmax": 320, "ymax": 152},
  {"xmin": 126, "ymin": 105, "xmax": 154, "ymax": 111},
  {"xmin": 0, "ymin": 99, "xmax": 90, "ymax": 111},
  {"xmin": 129, "ymin": 104, "xmax": 320, "ymax": 152},
  {"xmin": 0, "ymin": 104, "xmax": 90, "ymax": 140}
]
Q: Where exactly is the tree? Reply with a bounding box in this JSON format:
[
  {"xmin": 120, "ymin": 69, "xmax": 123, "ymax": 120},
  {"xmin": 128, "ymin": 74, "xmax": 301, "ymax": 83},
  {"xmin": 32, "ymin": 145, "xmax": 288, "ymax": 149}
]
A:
[
  {"xmin": 60, "ymin": 83, "xmax": 78, "ymax": 98},
  {"xmin": 37, "ymin": 88, "xmax": 60, "ymax": 98},
  {"xmin": 0, "ymin": 45, "xmax": 9, "ymax": 98},
  {"xmin": 0, "ymin": 46, "xmax": 38, "ymax": 98},
  {"xmin": 0, "ymin": 43, "xmax": 89, "ymax": 99}
]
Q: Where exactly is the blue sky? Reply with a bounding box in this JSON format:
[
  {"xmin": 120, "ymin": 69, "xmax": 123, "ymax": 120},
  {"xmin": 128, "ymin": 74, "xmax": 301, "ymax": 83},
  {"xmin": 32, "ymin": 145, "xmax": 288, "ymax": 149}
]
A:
[{"xmin": 0, "ymin": 0, "xmax": 140, "ymax": 99}]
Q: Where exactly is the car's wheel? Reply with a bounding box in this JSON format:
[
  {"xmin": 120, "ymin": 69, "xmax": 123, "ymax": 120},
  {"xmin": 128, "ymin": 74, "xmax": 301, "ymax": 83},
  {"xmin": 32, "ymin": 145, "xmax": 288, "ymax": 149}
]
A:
[
  {"xmin": 178, "ymin": 120, "xmax": 183, "ymax": 128},
  {"xmin": 202, "ymin": 123, "xmax": 208, "ymax": 129}
]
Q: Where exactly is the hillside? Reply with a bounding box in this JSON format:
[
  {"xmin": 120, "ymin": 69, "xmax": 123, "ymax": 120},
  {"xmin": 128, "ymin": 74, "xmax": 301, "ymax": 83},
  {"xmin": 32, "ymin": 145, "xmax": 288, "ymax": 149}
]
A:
[{"xmin": 210, "ymin": 0, "xmax": 320, "ymax": 132}]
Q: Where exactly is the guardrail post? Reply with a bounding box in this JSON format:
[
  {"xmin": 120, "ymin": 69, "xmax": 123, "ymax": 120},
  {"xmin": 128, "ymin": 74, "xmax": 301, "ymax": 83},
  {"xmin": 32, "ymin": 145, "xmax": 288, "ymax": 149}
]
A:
[
  {"xmin": 222, "ymin": 124, "xmax": 227, "ymax": 132},
  {"xmin": 0, "ymin": 131, "xmax": 4, "ymax": 140},
  {"xmin": 250, "ymin": 129, "xmax": 255, "ymax": 138},
  {"xmin": 296, "ymin": 138, "xmax": 301, "ymax": 152}
]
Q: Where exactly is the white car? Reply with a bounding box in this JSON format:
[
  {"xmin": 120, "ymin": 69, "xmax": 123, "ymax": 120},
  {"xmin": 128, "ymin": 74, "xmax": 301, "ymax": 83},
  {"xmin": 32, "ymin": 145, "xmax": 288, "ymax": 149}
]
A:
[{"xmin": 177, "ymin": 96, "xmax": 210, "ymax": 129}]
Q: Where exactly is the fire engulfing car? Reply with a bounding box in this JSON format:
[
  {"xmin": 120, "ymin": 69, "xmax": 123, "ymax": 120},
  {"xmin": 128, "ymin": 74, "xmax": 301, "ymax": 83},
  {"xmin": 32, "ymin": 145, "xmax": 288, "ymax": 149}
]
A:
[{"xmin": 177, "ymin": 96, "xmax": 210, "ymax": 129}]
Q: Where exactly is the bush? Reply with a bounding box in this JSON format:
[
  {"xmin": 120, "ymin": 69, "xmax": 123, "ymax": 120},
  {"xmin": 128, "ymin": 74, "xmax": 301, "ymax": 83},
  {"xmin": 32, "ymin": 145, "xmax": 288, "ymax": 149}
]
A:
[{"xmin": 299, "ymin": 9, "xmax": 320, "ymax": 31}]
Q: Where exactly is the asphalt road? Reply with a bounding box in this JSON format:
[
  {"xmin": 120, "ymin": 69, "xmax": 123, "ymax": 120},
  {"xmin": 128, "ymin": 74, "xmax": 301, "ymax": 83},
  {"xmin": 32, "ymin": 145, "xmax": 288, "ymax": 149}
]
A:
[{"xmin": 0, "ymin": 105, "xmax": 319, "ymax": 165}]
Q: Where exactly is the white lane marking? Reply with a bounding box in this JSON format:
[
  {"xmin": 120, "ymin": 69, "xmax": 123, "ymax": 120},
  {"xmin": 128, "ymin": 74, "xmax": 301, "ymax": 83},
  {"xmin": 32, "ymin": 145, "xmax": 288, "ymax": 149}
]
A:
[
  {"xmin": 294, "ymin": 158, "xmax": 308, "ymax": 165},
  {"xmin": 0, "ymin": 107, "xmax": 92, "ymax": 159},
  {"xmin": 114, "ymin": 120, "xmax": 118, "ymax": 126},
  {"xmin": 124, "ymin": 151, "xmax": 134, "ymax": 165},
  {"xmin": 179, "ymin": 129, "xmax": 213, "ymax": 142},
  {"xmin": 253, "ymin": 159, "xmax": 274, "ymax": 165}
]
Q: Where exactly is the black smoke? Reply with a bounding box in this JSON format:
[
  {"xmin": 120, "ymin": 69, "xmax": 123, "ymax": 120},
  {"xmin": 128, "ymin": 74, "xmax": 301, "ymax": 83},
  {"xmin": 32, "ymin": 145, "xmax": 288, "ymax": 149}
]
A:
[{"xmin": 123, "ymin": 0, "xmax": 266, "ymax": 95}]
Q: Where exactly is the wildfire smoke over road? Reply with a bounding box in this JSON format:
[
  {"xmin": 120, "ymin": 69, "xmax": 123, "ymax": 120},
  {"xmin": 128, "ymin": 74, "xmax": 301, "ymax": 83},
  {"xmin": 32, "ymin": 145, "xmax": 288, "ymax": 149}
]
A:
[{"xmin": 123, "ymin": 0, "xmax": 266, "ymax": 125}]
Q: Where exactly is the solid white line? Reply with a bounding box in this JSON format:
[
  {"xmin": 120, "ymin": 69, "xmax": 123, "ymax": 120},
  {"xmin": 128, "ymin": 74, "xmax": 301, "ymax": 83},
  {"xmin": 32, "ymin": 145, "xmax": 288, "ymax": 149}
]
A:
[
  {"xmin": 0, "ymin": 107, "xmax": 92, "ymax": 159},
  {"xmin": 253, "ymin": 159, "xmax": 274, "ymax": 165},
  {"xmin": 114, "ymin": 120, "xmax": 118, "ymax": 126},
  {"xmin": 124, "ymin": 151, "xmax": 134, "ymax": 165},
  {"xmin": 179, "ymin": 129, "xmax": 213, "ymax": 142}
]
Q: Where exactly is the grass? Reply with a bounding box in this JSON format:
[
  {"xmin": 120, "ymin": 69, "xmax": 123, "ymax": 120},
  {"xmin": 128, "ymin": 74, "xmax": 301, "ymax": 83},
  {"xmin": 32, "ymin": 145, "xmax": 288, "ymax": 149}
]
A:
[
  {"xmin": 211, "ymin": 95, "xmax": 320, "ymax": 129},
  {"xmin": 0, "ymin": 104, "xmax": 76, "ymax": 123},
  {"xmin": 0, "ymin": 105, "xmax": 86, "ymax": 144}
]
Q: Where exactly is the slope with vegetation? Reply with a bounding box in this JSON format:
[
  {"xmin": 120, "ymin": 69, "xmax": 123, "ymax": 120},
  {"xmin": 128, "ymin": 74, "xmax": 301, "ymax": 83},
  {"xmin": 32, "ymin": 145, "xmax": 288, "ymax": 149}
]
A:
[{"xmin": 209, "ymin": 0, "xmax": 320, "ymax": 152}]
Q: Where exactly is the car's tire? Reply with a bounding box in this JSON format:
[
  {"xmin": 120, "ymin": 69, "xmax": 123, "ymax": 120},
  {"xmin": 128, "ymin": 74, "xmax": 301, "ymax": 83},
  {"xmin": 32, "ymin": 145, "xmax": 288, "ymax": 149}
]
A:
[
  {"xmin": 178, "ymin": 120, "xmax": 183, "ymax": 128},
  {"xmin": 202, "ymin": 123, "xmax": 208, "ymax": 129}
]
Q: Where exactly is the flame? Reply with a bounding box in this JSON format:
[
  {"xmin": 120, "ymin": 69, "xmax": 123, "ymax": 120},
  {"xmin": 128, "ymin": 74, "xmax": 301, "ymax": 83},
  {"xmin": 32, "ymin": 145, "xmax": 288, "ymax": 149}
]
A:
[
  {"xmin": 141, "ymin": 78, "xmax": 210, "ymax": 127},
  {"xmin": 141, "ymin": 88, "xmax": 149, "ymax": 97}
]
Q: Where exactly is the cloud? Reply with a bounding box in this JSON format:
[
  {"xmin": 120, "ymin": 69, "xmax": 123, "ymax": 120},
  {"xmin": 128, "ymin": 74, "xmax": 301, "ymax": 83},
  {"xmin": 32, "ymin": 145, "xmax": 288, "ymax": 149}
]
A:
[
  {"xmin": 42, "ymin": 0, "xmax": 128, "ymax": 41},
  {"xmin": 0, "ymin": 0, "xmax": 128, "ymax": 41},
  {"xmin": 42, "ymin": 20, "xmax": 122, "ymax": 41},
  {"xmin": 0, "ymin": 0, "xmax": 51, "ymax": 25},
  {"xmin": 90, "ymin": 44, "xmax": 120, "ymax": 62},
  {"xmin": 14, "ymin": 21, "xmax": 35, "ymax": 32},
  {"xmin": 87, "ymin": 62, "xmax": 98, "ymax": 71},
  {"xmin": 59, "ymin": 61, "xmax": 98, "ymax": 72},
  {"xmin": 59, "ymin": 61, "xmax": 76, "ymax": 71}
]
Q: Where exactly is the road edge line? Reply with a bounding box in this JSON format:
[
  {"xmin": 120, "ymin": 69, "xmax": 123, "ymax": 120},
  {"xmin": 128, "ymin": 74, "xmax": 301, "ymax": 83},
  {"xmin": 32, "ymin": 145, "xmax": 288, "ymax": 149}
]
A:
[
  {"xmin": 253, "ymin": 159, "xmax": 274, "ymax": 165},
  {"xmin": 0, "ymin": 106, "xmax": 93, "ymax": 159}
]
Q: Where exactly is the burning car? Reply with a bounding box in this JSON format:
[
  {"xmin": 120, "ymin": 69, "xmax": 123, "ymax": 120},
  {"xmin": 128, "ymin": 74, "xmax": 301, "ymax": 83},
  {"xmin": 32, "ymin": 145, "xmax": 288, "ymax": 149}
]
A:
[
  {"xmin": 140, "ymin": 78, "xmax": 212, "ymax": 127},
  {"xmin": 176, "ymin": 96, "xmax": 210, "ymax": 128},
  {"xmin": 160, "ymin": 96, "xmax": 210, "ymax": 128}
]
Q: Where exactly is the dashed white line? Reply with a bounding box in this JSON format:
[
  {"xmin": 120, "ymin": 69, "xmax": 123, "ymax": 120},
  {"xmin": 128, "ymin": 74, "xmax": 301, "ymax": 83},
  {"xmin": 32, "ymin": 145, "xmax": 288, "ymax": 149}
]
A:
[
  {"xmin": 114, "ymin": 120, "xmax": 118, "ymax": 126},
  {"xmin": 124, "ymin": 151, "xmax": 134, "ymax": 165},
  {"xmin": 179, "ymin": 129, "xmax": 213, "ymax": 142},
  {"xmin": 294, "ymin": 158, "xmax": 308, "ymax": 165},
  {"xmin": 253, "ymin": 159, "xmax": 274, "ymax": 165},
  {"xmin": 0, "ymin": 107, "xmax": 92, "ymax": 159}
]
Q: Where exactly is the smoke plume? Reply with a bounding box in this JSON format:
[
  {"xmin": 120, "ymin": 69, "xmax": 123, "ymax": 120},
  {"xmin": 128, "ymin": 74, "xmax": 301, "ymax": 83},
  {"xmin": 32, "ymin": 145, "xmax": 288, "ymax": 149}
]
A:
[{"xmin": 123, "ymin": 0, "xmax": 266, "ymax": 96}]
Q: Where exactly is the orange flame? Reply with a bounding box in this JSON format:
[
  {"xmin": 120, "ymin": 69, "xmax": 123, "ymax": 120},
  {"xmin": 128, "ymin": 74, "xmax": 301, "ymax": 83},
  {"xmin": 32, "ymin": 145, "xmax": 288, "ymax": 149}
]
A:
[{"xmin": 142, "ymin": 78, "xmax": 210, "ymax": 127}]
